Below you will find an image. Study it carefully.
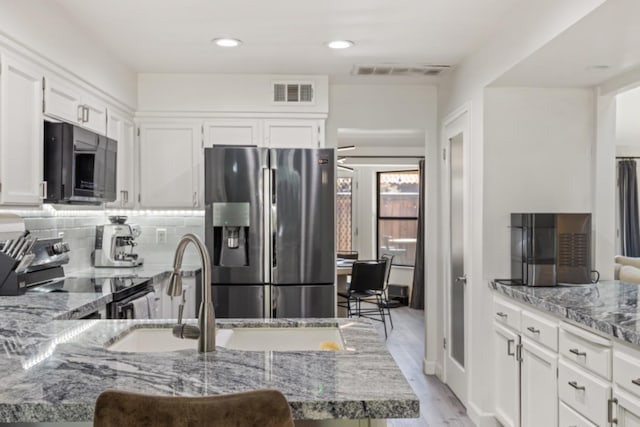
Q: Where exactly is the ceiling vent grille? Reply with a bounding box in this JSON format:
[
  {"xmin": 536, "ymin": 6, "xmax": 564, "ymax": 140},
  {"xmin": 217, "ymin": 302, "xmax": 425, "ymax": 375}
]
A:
[
  {"xmin": 273, "ymin": 82, "xmax": 314, "ymax": 104},
  {"xmin": 352, "ymin": 64, "xmax": 452, "ymax": 77}
]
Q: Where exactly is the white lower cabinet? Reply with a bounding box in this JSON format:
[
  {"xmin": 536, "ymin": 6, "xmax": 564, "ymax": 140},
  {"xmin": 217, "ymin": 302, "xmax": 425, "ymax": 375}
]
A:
[
  {"xmin": 559, "ymin": 401, "xmax": 597, "ymax": 427},
  {"xmin": 493, "ymin": 322, "xmax": 520, "ymax": 427},
  {"xmin": 613, "ymin": 390, "xmax": 640, "ymax": 427},
  {"xmin": 0, "ymin": 53, "xmax": 45, "ymax": 205},
  {"xmin": 521, "ymin": 337, "xmax": 558, "ymax": 427},
  {"xmin": 138, "ymin": 121, "xmax": 200, "ymax": 208}
]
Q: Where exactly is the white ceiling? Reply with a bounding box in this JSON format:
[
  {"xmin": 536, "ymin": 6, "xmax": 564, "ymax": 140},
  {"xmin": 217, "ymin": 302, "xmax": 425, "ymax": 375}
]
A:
[
  {"xmin": 52, "ymin": 0, "xmax": 523, "ymax": 82},
  {"xmin": 494, "ymin": 0, "xmax": 640, "ymax": 88}
]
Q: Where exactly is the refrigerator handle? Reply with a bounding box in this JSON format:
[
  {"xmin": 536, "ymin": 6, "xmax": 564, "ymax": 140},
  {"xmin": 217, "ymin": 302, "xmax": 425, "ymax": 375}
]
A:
[
  {"xmin": 262, "ymin": 167, "xmax": 271, "ymax": 284},
  {"xmin": 271, "ymin": 168, "xmax": 277, "ymax": 270}
]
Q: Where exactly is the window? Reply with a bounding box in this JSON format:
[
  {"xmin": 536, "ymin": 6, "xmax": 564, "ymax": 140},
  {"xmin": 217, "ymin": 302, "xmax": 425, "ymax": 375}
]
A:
[
  {"xmin": 336, "ymin": 177, "xmax": 353, "ymax": 251},
  {"xmin": 377, "ymin": 170, "xmax": 420, "ymax": 266}
]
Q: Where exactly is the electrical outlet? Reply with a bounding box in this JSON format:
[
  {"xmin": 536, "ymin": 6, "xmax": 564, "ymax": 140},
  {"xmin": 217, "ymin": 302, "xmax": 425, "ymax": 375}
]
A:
[{"xmin": 156, "ymin": 228, "xmax": 167, "ymax": 244}]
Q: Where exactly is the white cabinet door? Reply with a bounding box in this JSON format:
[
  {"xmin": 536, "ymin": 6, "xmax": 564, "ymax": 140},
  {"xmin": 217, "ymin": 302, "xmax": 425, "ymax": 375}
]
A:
[
  {"xmin": 263, "ymin": 119, "xmax": 323, "ymax": 148},
  {"xmin": 43, "ymin": 75, "xmax": 107, "ymax": 135},
  {"xmin": 203, "ymin": 119, "xmax": 260, "ymax": 147},
  {"xmin": 106, "ymin": 112, "xmax": 135, "ymax": 208},
  {"xmin": 0, "ymin": 54, "xmax": 44, "ymax": 205},
  {"xmin": 521, "ymin": 337, "xmax": 558, "ymax": 427},
  {"xmin": 494, "ymin": 322, "xmax": 521, "ymax": 427},
  {"xmin": 139, "ymin": 122, "xmax": 200, "ymax": 208},
  {"xmin": 614, "ymin": 390, "xmax": 640, "ymax": 427},
  {"xmin": 43, "ymin": 75, "xmax": 83, "ymax": 125}
]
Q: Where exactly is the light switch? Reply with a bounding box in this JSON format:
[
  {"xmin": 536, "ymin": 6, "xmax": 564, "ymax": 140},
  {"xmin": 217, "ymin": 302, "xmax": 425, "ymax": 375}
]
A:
[{"xmin": 156, "ymin": 228, "xmax": 167, "ymax": 244}]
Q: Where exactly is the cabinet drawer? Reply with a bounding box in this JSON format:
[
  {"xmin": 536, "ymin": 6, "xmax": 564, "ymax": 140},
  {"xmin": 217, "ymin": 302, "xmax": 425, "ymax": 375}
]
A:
[
  {"xmin": 559, "ymin": 359, "xmax": 611, "ymax": 426},
  {"xmin": 522, "ymin": 309, "xmax": 558, "ymax": 351},
  {"xmin": 614, "ymin": 349, "xmax": 640, "ymax": 399},
  {"xmin": 559, "ymin": 325, "xmax": 611, "ymax": 379},
  {"xmin": 559, "ymin": 401, "xmax": 597, "ymax": 427},
  {"xmin": 493, "ymin": 297, "xmax": 521, "ymax": 331}
]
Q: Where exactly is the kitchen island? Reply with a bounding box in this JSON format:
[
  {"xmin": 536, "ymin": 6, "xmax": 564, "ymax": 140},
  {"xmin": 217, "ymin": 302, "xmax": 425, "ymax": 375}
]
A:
[{"xmin": 0, "ymin": 279, "xmax": 419, "ymax": 425}]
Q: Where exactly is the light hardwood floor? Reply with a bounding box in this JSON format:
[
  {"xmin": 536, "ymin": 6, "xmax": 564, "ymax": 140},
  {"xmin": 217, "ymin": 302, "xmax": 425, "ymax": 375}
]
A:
[{"xmin": 371, "ymin": 307, "xmax": 475, "ymax": 427}]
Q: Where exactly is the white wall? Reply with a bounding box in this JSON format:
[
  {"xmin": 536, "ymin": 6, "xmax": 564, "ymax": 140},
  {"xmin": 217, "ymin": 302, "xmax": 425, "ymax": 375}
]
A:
[
  {"xmin": 437, "ymin": 1, "xmax": 606, "ymax": 424},
  {"xmin": 483, "ymin": 87, "xmax": 595, "ymax": 280},
  {"xmin": 616, "ymin": 85, "xmax": 640, "ymax": 150},
  {"xmin": 0, "ymin": 0, "xmax": 137, "ymax": 109},
  {"xmin": 137, "ymin": 73, "xmax": 328, "ymax": 114}
]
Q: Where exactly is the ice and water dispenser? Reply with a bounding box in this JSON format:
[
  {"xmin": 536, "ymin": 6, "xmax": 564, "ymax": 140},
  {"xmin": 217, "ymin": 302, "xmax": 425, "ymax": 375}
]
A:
[{"xmin": 211, "ymin": 202, "xmax": 250, "ymax": 267}]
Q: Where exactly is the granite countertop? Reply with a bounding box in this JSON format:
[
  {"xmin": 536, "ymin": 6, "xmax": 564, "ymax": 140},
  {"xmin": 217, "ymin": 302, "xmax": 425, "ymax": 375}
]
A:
[
  {"xmin": 490, "ymin": 280, "xmax": 640, "ymax": 346},
  {"xmin": 67, "ymin": 263, "xmax": 201, "ymax": 281},
  {"xmin": 0, "ymin": 283, "xmax": 418, "ymax": 423}
]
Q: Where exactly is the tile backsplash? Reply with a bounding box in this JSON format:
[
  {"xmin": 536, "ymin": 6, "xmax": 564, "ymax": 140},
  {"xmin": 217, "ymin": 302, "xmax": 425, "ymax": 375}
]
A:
[{"xmin": 5, "ymin": 207, "xmax": 205, "ymax": 271}]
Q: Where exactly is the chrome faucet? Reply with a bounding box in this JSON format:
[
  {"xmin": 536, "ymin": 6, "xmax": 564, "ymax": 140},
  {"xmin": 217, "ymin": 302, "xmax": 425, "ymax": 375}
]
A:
[{"xmin": 167, "ymin": 233, "xmax": 216, "ymax": 352}]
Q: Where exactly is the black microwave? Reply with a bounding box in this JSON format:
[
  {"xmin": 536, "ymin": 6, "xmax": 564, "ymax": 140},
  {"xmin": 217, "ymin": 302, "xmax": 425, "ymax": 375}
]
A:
[{"xmin": 44, "ymin": 121, "xmax": 117, "ymax": 204}]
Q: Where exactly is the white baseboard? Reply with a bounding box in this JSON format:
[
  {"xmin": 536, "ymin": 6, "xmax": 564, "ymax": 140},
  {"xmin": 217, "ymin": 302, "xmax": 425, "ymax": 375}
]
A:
[
  {"xmin": 423, "ymin": 358, "xmax": 436, "ymax": 375},
  {"xmin": 467, "ymin": 401, "xmax": 499, "ymax": 427},
  {"xmin": 434, "ymin": 363, "xmax": 443, "ymax": 381}
]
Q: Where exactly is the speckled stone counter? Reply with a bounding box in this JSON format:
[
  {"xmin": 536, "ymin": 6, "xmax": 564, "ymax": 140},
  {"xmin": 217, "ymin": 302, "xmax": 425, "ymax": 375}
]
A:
[
  {"xmin": 490, "ymin": 280, "xmax": 640, "ymax": 346},
  {"xmin": 0, "ymin": 298, "xmax": 418, "ymax": 423},
  {"xmin": 67, "ymin": 263, "xmax": 201, "ymax": 282}
]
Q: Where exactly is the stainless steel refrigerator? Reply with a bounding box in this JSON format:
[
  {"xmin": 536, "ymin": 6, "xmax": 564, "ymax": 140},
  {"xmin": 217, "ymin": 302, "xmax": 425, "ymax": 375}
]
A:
[{"xmin": 204, "ymin": 146, "xmax": 335, "ymax": 318}]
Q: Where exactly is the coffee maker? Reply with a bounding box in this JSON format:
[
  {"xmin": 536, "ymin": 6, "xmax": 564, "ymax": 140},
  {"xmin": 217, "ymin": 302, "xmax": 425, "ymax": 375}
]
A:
[{"xmin": 92, "ymin": 216, "xmax": 143, "ymax": 267}]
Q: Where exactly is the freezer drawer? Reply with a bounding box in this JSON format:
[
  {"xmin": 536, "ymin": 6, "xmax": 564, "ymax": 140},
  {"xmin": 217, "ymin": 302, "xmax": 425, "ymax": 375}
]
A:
[
  {"xmin": 273, "ymin": 285, "xmax": 334, "ymax": 318},
  {"xmin": 212, "ymin": 285, "xmax": 264, "ymax": 318}
]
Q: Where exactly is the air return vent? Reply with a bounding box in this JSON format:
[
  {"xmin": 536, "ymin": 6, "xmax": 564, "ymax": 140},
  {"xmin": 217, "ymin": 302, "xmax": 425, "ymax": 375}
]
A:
[
  {"xmin": 352, "ymin": 64, "xmax": 452, "ymax": 77},
  {"xmin": 273, "ymin": 82, "xmax": 314, "ymax": 104}
]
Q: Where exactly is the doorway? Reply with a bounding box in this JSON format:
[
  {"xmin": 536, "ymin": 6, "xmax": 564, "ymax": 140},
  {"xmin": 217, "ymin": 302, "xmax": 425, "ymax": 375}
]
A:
[{"xmin": 442, "ymin": 110, "xmax": 469, "ymax": 405}]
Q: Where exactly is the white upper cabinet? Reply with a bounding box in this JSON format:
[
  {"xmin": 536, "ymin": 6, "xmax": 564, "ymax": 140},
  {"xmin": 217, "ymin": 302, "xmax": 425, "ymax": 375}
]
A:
[
  {"xmin": 0, "ymin": 54, "xmax": 45, "ymax": 205},
  {"xmin": 263, "ymin": 119, "xmax": 324, "ymax": 148},
  {"xmin": 138, "ymin": 121, "xmax": 200, "ymax": 208},
  {"xmin": 106, "ymin": 111, "xmax": 135, "ymax": 208},
  {"xmin": 203, "ymin": 119, "xmax": 261, "ymax": 147},
  {"xmin": 43, "ymin": 75, "xmax": 107, "ymax": 135}
]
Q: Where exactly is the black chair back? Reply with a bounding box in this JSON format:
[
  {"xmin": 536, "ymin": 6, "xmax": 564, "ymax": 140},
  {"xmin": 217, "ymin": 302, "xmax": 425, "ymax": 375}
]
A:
[
  {"xmin": 380, "ymin": 254, "xmax": 394, "ymax": 286},
  {"xmin": 350, "ymin": 260, "xmax": 386, "ymax": 293}
]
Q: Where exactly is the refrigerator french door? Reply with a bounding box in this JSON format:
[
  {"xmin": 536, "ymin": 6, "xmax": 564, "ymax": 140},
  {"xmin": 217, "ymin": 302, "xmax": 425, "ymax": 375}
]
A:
[{"xmin": 204, "ymin": 146, "xmax": 335, "ymax": 318}]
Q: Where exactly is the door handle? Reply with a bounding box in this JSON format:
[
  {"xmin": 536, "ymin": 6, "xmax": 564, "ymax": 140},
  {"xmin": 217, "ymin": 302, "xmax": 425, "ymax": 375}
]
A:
[
  {"xmin": 77, "ymin": 105, "xmax": 84, "ymax": 122},
  {"xmin": 455, "ymin": 275, "xmax": 467, "ymax": 284},
  {"xmin": 192, "ymin": 192, "xmax": 197, "ymax": 207},
  {"xmin": 496, "ymin": 312, "xmax": 508, "ymax": 319},
  {"xmin": 83, "ymin": 106, "xmax": 89, "ymax": 123},
  {"xmin": 568, "ymin": 381, "xmax": 585, "ymax": 391},
  {"xmin": 569, "ymin": 348, "xmax": 587, "ymax": 357},
  {"xmin": 526, "ymin": 326, "xmax": 540, "ymax": 334},
  {"xmin": 507, "ymin": 339, "xmax": 515, "ymax": 356},
  {"xmin": 40, "ymin": 181, "xmax": 47, "ymax": 199}
]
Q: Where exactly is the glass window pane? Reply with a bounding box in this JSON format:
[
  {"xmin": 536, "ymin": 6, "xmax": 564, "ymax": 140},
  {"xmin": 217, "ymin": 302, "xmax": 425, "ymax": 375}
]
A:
[
  {"xmin": 379, "ymin": 171, "xmax": 420, "ymax": 217},
  {"xmin": 378, "ymin": 219, "xmax": 418, "ymax": 266},
  {"xmin": 336, "ymin": 177, "xmax": 352, "ymax": 251}
]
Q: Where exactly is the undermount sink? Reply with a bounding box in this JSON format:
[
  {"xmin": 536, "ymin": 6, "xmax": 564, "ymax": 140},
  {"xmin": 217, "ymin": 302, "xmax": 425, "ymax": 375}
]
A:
[{"xmin": 106, "ymin": 326, "xmax": 345, "ymax": 353}]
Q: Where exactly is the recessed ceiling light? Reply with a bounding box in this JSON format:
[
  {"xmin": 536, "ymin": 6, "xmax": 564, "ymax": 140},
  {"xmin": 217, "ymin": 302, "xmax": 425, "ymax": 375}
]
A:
[
  {"xmin": 212, "ymin": 38, "xmax": 243, "ymax": 48},
  {"xmin": 327, "ymin": 40, "xmax": 354, "ymax": 50}
]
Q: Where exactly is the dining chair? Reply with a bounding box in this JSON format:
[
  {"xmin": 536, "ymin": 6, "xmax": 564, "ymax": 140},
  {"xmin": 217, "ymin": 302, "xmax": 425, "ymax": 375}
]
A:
[
  {"xmin": 337, "ymin": 259, "xmax": 390, "ymax": 338},
  {"xmin": 94, "ymin": 388, "xmax": 294, "ymax": 427}
]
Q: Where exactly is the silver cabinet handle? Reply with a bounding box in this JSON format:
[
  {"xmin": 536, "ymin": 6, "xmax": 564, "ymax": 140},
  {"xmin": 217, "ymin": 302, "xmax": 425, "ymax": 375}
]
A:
[
  {"xmin": 83, "ymin": 106, "xmax": 89, "ymax": 123},
  {"xmin": 569, "ymin": 348, "xmax": 587, "ymax": 357},
  {"xmin": 39, "ymin": 181, "xmax": 47, "ymax": 199},
  {"xmin": 568, "ymin": 381, "xmax": 585, "ymax": 391},
  {"xmin": 632, "ymin": 379, "xmax": 640, "ymax": 387},
  {"xmin": 192, "ymin": 192, "xmax": 197, "ymax": 207},
  {"xmin": 507, "ymin": 339, "xmax": 515, "ymax": 356},
  {"xmin": 496, "ymin": 312, "xmax": 508, "ymax": 318},
  {"xmin": 608, "ymin": 397, "xmax": 618, "ymax": 424},
  {"xmin": 456, "ymin": 275, "xmax": 467, "ymax": 285},
  {"xmin": 77, "ymin": 104, "xmax": 84, "ymax": 122},
  {"xmin": 526, "ymin": 326, "xmax": 540, "ymax": 334},
  {"xmin": 125, "ymin": 190, "xmax": 129, "ymax": 204}
]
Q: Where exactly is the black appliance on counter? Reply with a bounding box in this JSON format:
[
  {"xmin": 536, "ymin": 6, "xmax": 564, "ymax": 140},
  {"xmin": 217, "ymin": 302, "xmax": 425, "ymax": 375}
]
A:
[
  {"xmin": 31, "ymin": 276, "xmax": 153, "ymax": 319},
  {"xmin": 44, "ymin": 121, "xmax": 117, "ymax": 204},
  {"xmin": 509, "ymin": 213, "xmax": 592, "ymax": 286}
]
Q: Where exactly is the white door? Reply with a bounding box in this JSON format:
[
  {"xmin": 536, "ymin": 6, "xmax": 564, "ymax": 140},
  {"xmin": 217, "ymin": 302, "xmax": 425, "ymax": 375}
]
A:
[
  {"xmin": 494, "ymin": 323, "xmax": 520, "ymax": 427},
  {"xmin": 521, "ymin": 337, "xmax": 557, "ymax": 427},
  {"xmin": 263, "ymin": 119, "xmax": 322, "ymax": 148},
  {"xmin": 43, "ymin": 75, "xmax": 83, "ymax": 125},
  {"xmin": 443, "ymin": 109, "xmax": 469, "ymax": 403},
  {"xmin": 139, "ymin": 122, "xmax": 200, "ymax": 208},
  {"xmin": 0, "ymin": 54, "xmax": 44, "ymax": 205}
]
